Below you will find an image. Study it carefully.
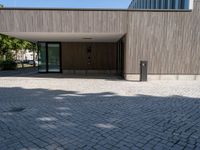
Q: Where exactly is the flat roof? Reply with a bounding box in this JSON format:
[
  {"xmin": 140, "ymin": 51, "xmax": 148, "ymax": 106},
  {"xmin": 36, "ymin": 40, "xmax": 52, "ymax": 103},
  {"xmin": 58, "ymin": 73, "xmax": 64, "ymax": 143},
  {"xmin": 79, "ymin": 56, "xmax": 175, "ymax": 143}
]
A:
[{"xmin": 0, "ymin": 7, "xmax": 192, "ymax": 12}]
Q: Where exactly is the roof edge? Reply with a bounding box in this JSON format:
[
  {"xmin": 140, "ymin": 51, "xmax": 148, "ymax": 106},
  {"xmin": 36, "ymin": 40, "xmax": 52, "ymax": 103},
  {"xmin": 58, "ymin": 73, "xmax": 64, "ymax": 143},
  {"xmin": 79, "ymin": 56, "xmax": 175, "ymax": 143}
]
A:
[{"xmin": 0, "ymin": 7, "xmax": 192, "ymax": 12}]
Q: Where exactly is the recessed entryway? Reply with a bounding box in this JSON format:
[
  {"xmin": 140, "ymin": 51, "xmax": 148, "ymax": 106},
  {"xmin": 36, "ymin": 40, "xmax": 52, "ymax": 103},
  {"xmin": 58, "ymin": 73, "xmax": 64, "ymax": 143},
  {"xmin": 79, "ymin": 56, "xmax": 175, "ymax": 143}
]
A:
[{"xmin": 36, "ymin": 33, "xmax": 125, "ymax": 77}]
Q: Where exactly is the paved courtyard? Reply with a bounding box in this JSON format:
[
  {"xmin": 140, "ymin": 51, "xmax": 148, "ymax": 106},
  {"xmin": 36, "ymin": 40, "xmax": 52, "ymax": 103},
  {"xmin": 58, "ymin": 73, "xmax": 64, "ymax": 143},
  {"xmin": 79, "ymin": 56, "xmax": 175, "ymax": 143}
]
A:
[{"xmin": 0, "ymin": 72, "xmax": 200, "ymax": 150}]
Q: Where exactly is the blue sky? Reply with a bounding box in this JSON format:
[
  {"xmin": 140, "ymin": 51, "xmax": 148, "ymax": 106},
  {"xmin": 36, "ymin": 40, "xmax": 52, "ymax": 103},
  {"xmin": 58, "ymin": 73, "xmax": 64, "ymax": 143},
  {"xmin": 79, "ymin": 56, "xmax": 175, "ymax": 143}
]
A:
[{"xmin": 0, "ymin": 0, "xmax": 132, "ymax": 8}]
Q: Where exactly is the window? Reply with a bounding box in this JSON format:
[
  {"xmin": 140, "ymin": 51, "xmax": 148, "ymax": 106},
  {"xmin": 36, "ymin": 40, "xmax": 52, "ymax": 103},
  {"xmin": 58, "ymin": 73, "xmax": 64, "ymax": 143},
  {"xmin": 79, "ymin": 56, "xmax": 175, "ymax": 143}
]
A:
[
  {"xmin": 129, "ymin": 0, "xmax": 193, "ymax": 10},
  {"xmin": 38, "ymin": 42, "xmax": 61, "ymax": 73}
]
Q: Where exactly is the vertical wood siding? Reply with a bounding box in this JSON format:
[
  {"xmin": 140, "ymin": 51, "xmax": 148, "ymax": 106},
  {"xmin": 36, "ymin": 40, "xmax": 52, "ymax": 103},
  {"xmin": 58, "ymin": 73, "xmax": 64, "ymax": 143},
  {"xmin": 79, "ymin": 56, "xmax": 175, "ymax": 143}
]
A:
[
  {"xmin": 125, "ymin": 1, "xmax": 200, "ymax": 74},
  {"xmin": 62, "ymin": 42, "xmax": 117, "ymax": 70},
  {"xmin": 0, "ymin": 10, "xmax": 127, "ymax": 33}
]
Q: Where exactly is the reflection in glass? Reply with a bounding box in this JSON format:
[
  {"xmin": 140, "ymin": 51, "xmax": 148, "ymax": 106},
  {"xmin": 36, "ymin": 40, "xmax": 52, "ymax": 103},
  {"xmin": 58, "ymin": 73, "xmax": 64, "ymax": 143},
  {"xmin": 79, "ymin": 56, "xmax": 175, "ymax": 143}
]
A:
[
  {"xmin": 38, "ymin": 43, "xmax": 47, "ymax": 72},
  {"xmin": 47, "ymin": 44, "xmax": 60, "ymax": 72}
]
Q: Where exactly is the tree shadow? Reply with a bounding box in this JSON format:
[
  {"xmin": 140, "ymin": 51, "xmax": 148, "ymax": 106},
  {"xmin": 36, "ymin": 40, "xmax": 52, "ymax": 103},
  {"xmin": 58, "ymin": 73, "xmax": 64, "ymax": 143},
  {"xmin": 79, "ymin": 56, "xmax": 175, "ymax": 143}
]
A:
[{"xmin": 0, "ymin": 87, "xmax": 200, "ymax": 149}]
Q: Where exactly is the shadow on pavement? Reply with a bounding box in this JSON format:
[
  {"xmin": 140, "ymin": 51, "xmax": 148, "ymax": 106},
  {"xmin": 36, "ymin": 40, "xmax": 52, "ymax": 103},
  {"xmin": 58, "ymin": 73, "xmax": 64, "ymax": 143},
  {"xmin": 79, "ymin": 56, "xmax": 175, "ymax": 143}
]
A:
[{"xmin": 0, "ymin": 86, "xmax": 200, "ymax": 149}]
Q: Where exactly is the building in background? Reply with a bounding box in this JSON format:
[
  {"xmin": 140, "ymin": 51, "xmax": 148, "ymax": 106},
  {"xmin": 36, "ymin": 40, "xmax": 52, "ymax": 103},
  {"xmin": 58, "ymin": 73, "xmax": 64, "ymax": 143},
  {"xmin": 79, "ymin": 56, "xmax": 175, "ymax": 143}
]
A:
[
  {"xmin": 14, "ymin": 50, "xmax": 34, "ymax": 61},
  {"xmin": 129, "ymin": 0, "xmax": 193, "ymax": 9}
]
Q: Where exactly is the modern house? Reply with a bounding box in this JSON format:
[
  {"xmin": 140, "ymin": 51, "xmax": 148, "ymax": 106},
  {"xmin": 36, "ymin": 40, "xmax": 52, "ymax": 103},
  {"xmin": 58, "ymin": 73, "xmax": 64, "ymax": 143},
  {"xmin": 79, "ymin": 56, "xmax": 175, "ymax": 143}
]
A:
[{"xmin": 0, "ymin": 0, "xmax": 200, "ymax": 80}]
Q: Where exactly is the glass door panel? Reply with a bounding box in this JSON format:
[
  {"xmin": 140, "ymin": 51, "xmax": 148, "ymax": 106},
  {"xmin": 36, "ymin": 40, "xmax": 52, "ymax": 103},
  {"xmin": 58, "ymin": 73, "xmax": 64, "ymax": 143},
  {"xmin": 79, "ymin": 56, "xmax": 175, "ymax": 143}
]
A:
[
  {"xmin": 47, "ymin": 43, "xmax": 61, "ymax": 72},
  {"xmin": 38, "ymin": 43, "xmax": 47, "ymax": 72}
]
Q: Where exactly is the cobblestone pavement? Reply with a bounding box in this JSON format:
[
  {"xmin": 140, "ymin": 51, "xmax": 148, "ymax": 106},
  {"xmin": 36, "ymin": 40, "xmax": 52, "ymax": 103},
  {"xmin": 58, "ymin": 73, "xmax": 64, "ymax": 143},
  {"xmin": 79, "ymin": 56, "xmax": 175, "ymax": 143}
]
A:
[
  {"xmin": 0, "ymin": 75, "xmax": 200, "ymax": 150},
  {"xmin": 0, "ymin": 67, "xmax": 38, "ymax": 77}
]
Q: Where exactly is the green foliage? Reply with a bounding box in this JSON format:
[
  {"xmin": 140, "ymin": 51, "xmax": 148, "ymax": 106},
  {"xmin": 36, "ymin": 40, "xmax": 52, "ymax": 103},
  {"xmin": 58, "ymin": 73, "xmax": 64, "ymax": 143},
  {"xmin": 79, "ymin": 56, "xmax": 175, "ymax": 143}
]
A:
[
  {"xmin": 0, "ymin": 60, "xmax": 17, "ymax": 70},
  {"xmin": 0, "ymin": 34, "xmax": 36, "ymax": 61},
  {"xmin": 0, "ymin": 34, "xmax": 13, "ymax": 56},
  {"xmin": 0, "ymin": 4, "xmax": 3, "ymax": 8}
]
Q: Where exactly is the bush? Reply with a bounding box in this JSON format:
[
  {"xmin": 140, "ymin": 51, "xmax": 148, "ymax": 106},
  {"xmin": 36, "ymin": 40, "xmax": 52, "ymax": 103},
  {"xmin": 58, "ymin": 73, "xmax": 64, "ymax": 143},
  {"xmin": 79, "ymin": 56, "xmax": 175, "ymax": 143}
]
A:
[
  {"xmin": 0, "ymin": 60, "xmax": 17, "ymax": 70},
  {"xmin": 0, "ymin": 60, "xmax": 2, "ymax": 70}
]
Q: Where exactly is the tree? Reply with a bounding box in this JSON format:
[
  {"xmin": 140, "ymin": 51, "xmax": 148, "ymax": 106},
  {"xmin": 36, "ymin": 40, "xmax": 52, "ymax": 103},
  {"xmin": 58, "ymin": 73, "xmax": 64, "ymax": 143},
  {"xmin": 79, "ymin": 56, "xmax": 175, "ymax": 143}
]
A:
[
  {"xmin": 11, "ymin": 38, "xmax": 23, "ymax": 59},
  {"xmin": 0, "ymin": 34, "xmax": 37, "ymax": 65},
  {"xmin": 0, "ymin": 4, "xmax": 4, "ymax": 8},
  {"xmin": 22, "ymin": 41, "xmax": 37, "ymax": 67},
  {"xmin": 0, "ymin": 34, "xmax": 14, "ymax": 60}
]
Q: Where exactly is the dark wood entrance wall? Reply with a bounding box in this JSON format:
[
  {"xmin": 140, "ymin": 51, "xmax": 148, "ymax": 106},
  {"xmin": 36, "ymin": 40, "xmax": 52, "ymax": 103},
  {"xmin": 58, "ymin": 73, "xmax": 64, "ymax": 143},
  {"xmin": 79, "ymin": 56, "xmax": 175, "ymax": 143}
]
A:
[{"xmin": 62, "ymin": 42, "xmax": 117, "ymax": 70}]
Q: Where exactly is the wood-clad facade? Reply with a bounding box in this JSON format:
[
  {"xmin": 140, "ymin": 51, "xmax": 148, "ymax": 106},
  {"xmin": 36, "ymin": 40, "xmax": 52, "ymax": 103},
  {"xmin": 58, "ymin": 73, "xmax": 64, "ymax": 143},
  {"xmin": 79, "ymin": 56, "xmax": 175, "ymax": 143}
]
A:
[
  {"xmin": 0, "ymin": 9, "xmax": 127, "ymax": 33},
  {"xmin": 0, "ymin": 0, "xmax": 200, "ymax": 80},
  {"xmin": 125, "ymin": 1, "xmax": 200, "ymax": 75},
  {"xmin": 62, "ymin": 42, "xmax": 117, "ymax": 70}
]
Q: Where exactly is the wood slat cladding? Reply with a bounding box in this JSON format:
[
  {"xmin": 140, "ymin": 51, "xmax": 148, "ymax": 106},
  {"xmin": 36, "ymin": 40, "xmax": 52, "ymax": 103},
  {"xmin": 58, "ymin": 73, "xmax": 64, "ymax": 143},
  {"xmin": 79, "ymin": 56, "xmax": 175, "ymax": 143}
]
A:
[
  {"xmin": 125, "ymin": 1, "xmax": 200, "ymax": 75},
  {"xmin": 62, "ymin": 42, "xmax": 117, "ymax": 70},
  {"xmin": 0, "ymin": 10, "xmax": 127, "ymax": 33}
]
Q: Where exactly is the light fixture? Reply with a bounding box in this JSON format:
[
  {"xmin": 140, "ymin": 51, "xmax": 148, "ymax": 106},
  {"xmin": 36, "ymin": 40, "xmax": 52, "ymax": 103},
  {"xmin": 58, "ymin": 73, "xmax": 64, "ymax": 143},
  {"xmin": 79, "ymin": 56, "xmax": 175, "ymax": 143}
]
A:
[{"xmin": 83, "ymin": 38, "xmax": 93, "ymax": 40}]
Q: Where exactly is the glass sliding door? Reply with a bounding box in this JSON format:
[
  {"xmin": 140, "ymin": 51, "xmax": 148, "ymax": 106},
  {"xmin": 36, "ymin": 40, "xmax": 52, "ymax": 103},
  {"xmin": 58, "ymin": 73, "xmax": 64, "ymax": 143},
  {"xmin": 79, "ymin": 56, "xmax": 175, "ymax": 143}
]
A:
[
  {"xmin": 38, "ymin": 42, "xmax": 61, "ymax": 73},
  {"xmin": 47, "ymin": 43, "xmax": 61, "ymax": 72},
  {"xmin": 38, "ymin": 43, "xmax": 47, "ymax": 72}
]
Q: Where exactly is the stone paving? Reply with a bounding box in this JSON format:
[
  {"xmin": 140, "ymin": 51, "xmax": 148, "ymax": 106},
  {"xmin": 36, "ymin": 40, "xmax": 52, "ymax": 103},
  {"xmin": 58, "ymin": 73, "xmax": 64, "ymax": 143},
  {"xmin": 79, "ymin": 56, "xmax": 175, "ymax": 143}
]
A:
[
  {"xmin": 0, "ymin": 73, "xmax": 200, "ymax": 150},
  {"xmin": 0, "ymin": 67, "xmax": 38, "ymax": 77}
]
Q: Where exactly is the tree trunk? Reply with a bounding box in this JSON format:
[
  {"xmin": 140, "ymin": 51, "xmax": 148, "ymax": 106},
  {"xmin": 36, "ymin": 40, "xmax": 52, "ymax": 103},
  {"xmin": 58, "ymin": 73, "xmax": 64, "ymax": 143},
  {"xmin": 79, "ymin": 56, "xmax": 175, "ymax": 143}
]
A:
[
  {"xmin": 33, "ymin": 49, "xmax": 36, "ymax": 67},
  {"xmin": 3, "ymin": 55, "xmax": 6, "ymax": 61},
  {"xmin": 21, "ymin": 61, "xmax": 24, "ymax": 68},
  {"xmin": 2, "ymin": 49, "xmax": 6, "ymax": 61},
  {"xmin": 15, "ymin": 51, "xmax": 18, "ymax": 60},
  {"xmin": 21, "ymin": 51, "xmax": 24, "ymax": 68}
]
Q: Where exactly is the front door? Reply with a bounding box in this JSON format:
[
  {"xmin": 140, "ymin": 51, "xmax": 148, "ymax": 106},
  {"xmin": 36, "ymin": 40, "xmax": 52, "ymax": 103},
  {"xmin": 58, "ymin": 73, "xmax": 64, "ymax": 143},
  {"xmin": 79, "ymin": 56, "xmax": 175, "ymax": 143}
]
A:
[{"xmin": 38, "ymin": 42, "xmax": 61, "ymax": 73}]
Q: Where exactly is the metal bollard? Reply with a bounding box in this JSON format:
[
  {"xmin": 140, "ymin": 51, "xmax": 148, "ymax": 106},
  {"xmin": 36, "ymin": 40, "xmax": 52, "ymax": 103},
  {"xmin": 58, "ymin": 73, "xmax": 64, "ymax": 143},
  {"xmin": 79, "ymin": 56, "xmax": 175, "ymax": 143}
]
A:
[{"xmin": 140, "ymin": 61, "xmax": 148, "ymax": 81}]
